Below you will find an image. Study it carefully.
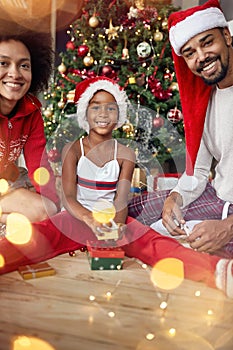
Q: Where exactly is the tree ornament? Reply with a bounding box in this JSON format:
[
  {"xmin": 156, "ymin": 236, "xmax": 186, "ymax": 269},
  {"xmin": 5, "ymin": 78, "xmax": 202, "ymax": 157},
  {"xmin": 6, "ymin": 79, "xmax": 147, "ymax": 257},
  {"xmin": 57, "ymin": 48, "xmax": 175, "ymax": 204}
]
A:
[
  {"xmin": 162, "ymin": 17, "xmax": 168, "ymax": 30},
  {"xmin": 154, "ymin": 29, "xmax": 163, "ymax": 42},
  {"xmin": 136, "ymin": 41, "xmax": 151, "ymax": 58},
  {"xmin": 89, "ymin": 15, "xmax": 99, "ymax": 28},
  {"xmin": 153, "ymin": 116, "xmax": 164, "ymax": 128},
  {"xmin": 136, "ymin": 75, "xmax": 145, "ymax": 87},
  {"xmin": 43, "ymin": 108, "xmax": 53, "ymax": 119},
  {"xmin": 101, "ymin": 65, "xmax": 113, "ymax": 76},
  {"xmin": 134, "ymin": 0, "xmax": 144, "ymax": 10},
  {"xmin": 167, "ymin": 107, "xmax": 183, "ymax": 124},
  {"xmin": 153, "ymin": 108, "xmax": 164, "ymax": 128},
  {"xmin": 122, "ymin": 47, "xmax": 129, "ymax": 60},
  {"xmin": 170, "ymin": 82, "xmax": 179, "ymax": 91},
  {"xmin": 58, "ymin": 62, "xmax": 67, "ymax": 74},
  {"xmin": 164, "ymin": 69, "xmax": 173, "ymax": 81},
  {"xmin": 77, "ymin": 44, "xmax": 89, "ymax": 57},
  {"xmin": 58, "ymin": 100, "xmax": 65, "ymax": 109},
  {"xmin": 122, "ymin": 120, "xmax": 134, "ymax": 137},
  {"xmin": 66, "ymin": 89, "xmax": 75, "ymax": 103},
  {"xmin": 105, "ymin": 18, "xmax": 119, "ymax": 40},
  {"xmin": 48, "ymin": 148, "xmax": 61, "ymax": 162},
  {"xmin": 122, "ymin": 35, "xmax": 129, "ymax": 60},
  {"xmin": 66, "ymin": 41, "xmax": 75, "ymax": 50},
  {"xmin": 83, "ymin": 53, "xmax": 94, "ymax": 67},
  {"xmin": 128, "ymin": 77, "xmax": 136, "ymax": 84}
]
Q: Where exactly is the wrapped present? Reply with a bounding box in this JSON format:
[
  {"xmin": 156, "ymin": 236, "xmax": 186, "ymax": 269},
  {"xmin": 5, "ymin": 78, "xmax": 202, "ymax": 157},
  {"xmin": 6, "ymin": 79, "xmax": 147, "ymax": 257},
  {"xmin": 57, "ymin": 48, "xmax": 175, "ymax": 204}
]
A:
[
  {"xmin": 18, "ymin": 262, "xmax": 56, "ymax": 280},
  {"xmin": 86, "ymin": 241, "xmax": 125, "ymax": 270}
]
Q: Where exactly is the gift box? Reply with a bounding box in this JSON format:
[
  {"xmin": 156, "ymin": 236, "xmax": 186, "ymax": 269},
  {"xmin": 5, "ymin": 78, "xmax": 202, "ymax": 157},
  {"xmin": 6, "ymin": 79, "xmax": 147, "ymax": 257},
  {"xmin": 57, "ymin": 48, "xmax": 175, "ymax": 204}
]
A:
[
  {"xmin": 154, "ymin": 173, "xmax": 182, "ymax": 190},
  {"xmin": 18, "ymin": 262, "xmax": 56, "ymax": 280},
  {"xmin": 86, "ymin": 241, "xmax": 125, "ymax": 270}
]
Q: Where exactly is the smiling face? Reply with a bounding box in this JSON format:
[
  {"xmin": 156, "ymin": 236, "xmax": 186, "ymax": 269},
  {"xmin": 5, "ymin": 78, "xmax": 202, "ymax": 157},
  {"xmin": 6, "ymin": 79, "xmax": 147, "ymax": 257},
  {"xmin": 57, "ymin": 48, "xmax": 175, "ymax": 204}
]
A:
[
  {"xmin": 181, "ymin": 28, "xmax": 233, "ymax": 87},
  {"xmin": 87, "ymin": 90, "xmax": 118, "ymax": 136},
  {"xmin": 0, "ymin": 39, "xmax": 32, "ymax": 115}
]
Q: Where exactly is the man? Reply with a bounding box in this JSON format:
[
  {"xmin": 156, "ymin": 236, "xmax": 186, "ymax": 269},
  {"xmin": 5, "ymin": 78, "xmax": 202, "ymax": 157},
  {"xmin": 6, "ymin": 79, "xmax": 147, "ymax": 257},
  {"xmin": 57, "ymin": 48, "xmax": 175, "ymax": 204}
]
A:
[{"xmin": 128, "ymin": 0, "xmax": 233, "ymax": 257}]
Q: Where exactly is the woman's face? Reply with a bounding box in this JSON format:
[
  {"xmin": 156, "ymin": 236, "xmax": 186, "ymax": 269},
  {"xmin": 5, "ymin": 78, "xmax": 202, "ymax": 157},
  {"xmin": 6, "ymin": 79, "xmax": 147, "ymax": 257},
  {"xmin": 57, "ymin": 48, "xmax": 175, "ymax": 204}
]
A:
[
  {"xmin": 0, "ymin": 39, "xmax": 32, "ymax": 113},
  {"xmin": 87, "ymin": 90, "xmax": 118, "ymax": 134}
]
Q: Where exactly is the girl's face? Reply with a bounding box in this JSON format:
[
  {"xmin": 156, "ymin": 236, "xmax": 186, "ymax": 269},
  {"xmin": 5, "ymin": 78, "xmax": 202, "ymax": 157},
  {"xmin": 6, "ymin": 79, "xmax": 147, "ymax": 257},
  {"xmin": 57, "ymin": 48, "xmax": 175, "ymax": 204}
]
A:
[
  {"xmin": 87, "ymin": 90, "xmax": 118, "ymax": 134},
  {"xmin": 0, "ymin": 39, "xmax": 32, "ymax": 113}
]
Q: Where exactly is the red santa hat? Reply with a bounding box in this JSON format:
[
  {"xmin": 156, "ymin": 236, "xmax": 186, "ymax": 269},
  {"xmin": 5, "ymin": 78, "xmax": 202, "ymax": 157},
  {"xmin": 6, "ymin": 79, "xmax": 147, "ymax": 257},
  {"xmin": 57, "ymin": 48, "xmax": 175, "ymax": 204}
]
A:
[
  {"xmin": 168, "ymin": 0, "xmax": 228, "ymax": 178},
  {"xmin": 74, "ymin": 76, "xmax": 128, "ymax": 133}
]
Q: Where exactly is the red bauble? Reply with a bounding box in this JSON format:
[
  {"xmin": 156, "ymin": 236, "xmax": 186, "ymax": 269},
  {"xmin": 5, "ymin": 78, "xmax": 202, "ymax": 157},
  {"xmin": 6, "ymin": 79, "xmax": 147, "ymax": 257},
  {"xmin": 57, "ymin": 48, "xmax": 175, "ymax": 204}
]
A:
[
  {"xmin": 167, "ymin": 108, "xmax": 183, "ymax": 123},
  {"xmin": 66, "ymin": 41, "xmax": 75, "ymax": 50},
  {"xmin": 48, "ymin": 148, "xmax": 61, "ymax": 162},
  {"xmin": 77, "ymin": 44, "xmax": 89, "ymax": 58},
  {"xmin": 153, "ymin": 116, "xmax": 164, "ymax": 128},
  {"xmin": 101, "ymin": 65, "xmax": 113, "ymax": 76}
]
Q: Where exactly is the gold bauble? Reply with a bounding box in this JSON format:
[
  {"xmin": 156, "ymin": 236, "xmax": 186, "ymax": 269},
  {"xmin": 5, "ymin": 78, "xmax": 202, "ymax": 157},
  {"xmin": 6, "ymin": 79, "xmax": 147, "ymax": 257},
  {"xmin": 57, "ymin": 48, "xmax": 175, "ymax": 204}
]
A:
[
  {"xmin": 154, "ymin": 29, "xmax": 163, "ymax": 42},
  {"xmin": 122, "ymin": 120, "xmax": 134, "ymax": 134},
  {"xmin": 58, "ymin": 100, "xmax": 65, "ymax": 109},
  {"xmin": 162, "ymin": 18, "xmax": 168, "ymax": 30},
  {"xmin": 170, "ymin": 82, "xmax": 179, "ymax": 91},
  {"xmin": 66, "ymin": 89, "xmax": 75, "ymax": 103},
  {"xmin": 83, "ymin": 54, "xmax": 94, "ymax": 67},
  {"xmin": 89, "ymin": 16, "xmax": 99, "ymax": 28},
  {"xmin": 43, "ymin": 109, "xmax": 53, "ymax": 118},
  {"xmin": 58, "ymin": 62, "xmax": 67, "ymax": 74}
]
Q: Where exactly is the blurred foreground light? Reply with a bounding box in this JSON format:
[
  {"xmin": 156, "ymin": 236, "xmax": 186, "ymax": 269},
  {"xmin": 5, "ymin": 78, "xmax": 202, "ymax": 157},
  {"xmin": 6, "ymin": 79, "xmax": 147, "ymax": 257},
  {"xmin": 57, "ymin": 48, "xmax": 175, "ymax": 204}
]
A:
[
  {"xmin": 13, "ymin": 335, "xmax": 55, "ymax": 350},
  {"xmin": 33, "ymin": 167, "xmax": 50, "ymax": 186},
  {"xmin": 0, "ymin": 178, "xmax": 9, "ymax": 195},
  {"xmin": 6, "ymin": 213, "xmax": 32, "ymax": 245},
  {"xmin": 150, "ymin": 258, "xmax": 184, "ymax": 290}
]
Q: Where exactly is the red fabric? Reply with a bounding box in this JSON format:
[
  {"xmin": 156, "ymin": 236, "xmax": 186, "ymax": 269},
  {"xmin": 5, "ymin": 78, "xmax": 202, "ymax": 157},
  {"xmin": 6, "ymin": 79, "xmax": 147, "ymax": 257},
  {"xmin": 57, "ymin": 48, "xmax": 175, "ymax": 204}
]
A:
[
  {"xmin": 0, "ymin": 211, "xmax": 220, "ymax": 288},
  {"xmin": 0, "ymin": 94, "xmax": 60, "ymax": 209}
]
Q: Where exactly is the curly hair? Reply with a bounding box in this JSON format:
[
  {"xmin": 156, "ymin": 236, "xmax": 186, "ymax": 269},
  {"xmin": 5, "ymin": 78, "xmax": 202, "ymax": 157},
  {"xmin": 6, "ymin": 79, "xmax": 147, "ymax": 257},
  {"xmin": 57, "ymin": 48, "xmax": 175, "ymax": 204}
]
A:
[{"xmin": 0, "ymin": 21, "xmax": 54, "ymax": 94}]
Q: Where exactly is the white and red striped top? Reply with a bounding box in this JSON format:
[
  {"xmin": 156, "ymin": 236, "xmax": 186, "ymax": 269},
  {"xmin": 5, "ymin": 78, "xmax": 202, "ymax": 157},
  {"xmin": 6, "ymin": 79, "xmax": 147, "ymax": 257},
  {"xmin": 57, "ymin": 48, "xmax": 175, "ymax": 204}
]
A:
[{"xmin": 77, "ymin": 138, "xmax": 120, "ymax": 211}]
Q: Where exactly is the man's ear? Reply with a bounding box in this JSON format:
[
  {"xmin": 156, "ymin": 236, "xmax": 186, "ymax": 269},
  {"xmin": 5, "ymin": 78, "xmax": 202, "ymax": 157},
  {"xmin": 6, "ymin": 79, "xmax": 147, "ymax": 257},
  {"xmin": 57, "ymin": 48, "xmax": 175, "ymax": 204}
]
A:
[{"xmin": 223, "ymin": 27, "xmax": 232, "ymax": 47}]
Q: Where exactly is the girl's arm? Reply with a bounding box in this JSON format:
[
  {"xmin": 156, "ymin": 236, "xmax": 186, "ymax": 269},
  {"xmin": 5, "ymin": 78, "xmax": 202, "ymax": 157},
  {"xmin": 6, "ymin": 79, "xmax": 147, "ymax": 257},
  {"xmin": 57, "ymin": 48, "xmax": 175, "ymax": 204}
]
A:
[
  {"xmin": 61, "ymin": 141, "xmax": 101, "ymax": 233},
  {"xmin": 113, "ymin": 145, "xmax": 136, "ymax": 224}
]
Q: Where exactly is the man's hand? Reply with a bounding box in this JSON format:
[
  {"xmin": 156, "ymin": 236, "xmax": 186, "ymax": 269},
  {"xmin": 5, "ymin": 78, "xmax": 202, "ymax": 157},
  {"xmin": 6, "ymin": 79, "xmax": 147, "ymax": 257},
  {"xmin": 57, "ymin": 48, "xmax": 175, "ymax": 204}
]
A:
[
  {"xmin": 162, "ymin": 192, "xmax": 186, "ymax": 236},
  {"xmin": 187, "ymin": 219, "xmax": 233, "ymax": 253}
]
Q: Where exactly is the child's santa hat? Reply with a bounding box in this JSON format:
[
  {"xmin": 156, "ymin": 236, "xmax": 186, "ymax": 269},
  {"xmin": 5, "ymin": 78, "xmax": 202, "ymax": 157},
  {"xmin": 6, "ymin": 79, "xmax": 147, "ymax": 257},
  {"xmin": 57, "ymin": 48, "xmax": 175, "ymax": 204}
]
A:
[
  {"xmin": 168, "ymin": 0, "xmax": 228, "ymax": 184},
  {"xmin": 74, "ymin": 76, "xmax": 128, "ymax": 133}
]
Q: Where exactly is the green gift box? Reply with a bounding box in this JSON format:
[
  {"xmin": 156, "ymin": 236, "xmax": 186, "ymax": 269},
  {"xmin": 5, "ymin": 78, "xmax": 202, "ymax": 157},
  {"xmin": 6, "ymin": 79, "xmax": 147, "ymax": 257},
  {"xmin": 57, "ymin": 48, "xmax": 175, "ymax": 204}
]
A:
[{"xmin": 86, "ymin": 241, "xmax": 124, "ymax": 270}]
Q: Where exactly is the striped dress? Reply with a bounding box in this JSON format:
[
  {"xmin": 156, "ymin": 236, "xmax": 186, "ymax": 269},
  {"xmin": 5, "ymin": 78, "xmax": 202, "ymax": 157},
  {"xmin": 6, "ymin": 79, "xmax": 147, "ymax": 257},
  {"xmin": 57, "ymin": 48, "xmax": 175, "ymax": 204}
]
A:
[{"xmin": 77, "ymin": 138, "xmax": 119, "ymax": 211}]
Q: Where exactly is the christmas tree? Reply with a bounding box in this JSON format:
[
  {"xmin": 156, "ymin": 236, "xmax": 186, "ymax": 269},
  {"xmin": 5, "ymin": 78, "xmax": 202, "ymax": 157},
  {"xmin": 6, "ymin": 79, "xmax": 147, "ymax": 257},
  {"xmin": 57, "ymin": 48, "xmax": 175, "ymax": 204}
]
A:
[{"xmin": 43, "ymin": 0, "xmax": 185, "ymax": 175}]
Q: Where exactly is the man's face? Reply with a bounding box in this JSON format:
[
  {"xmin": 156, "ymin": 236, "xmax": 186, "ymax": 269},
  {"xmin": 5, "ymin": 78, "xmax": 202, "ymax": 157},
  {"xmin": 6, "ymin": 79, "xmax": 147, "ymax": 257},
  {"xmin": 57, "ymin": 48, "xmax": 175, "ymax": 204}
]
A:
[{"xmin": 180, "ymin": 28, "xmax": 232, "ymax": 86}]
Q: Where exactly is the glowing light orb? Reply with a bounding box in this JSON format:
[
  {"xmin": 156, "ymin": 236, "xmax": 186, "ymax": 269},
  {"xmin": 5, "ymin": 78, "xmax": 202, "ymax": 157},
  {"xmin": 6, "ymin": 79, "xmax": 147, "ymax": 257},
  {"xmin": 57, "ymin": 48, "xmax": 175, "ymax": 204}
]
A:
[
  {"xmin": 92, "ymin": 200, "xmax": 116, "ymax": 224},
  {"xmin": 33, "ymin": 167, "xmax": 50, "ymax": 186},
  {"xmin": 0, "ymin": 178, "xmax": 9, "ymax": 195},
  {"xmin": 6, "ymin": 213, "xmax": 32, "ymax": 245},
  {"xmin": 0, "ymin": 254, "xmax": 5, "ymax": 268},
  {"xmin": 13, "ymin": 335, "xmax": 55, "ymax": 350},
  {"xmin": 150, "ymin": 258, "xmax": 184, "ymax": 290}
]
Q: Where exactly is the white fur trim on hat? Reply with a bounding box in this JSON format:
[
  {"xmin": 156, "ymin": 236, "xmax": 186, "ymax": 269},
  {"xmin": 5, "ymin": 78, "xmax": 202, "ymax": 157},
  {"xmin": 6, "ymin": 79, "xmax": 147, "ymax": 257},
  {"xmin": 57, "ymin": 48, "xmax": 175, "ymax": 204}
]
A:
[
  {"xmin": 169, "ymin": 7, "xmax": 228, "ymax": 56},
  {"xmin": 76, "ymin": 80, "xmax": 128, "ymax": 133}
]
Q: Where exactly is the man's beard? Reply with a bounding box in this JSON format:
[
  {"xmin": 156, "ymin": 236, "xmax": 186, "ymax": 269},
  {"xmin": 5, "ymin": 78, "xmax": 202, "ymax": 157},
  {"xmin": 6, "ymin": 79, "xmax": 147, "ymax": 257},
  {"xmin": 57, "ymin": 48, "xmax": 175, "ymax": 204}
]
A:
[{"xmin": 197, "ymin": 55, "xmax": 229, "ymax": 86}]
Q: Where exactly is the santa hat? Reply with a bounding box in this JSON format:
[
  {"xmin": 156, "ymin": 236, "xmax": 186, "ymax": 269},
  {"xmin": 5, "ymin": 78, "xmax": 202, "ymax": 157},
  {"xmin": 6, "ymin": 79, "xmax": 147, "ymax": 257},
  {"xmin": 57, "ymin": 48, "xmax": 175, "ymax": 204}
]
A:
[
  {"xmin": 74, "ymin": 76, "xmax": 128, "ymax": 133},
  {"xmin": 168, "ymin": 0, "xmax": 228, "ymax": 179}
]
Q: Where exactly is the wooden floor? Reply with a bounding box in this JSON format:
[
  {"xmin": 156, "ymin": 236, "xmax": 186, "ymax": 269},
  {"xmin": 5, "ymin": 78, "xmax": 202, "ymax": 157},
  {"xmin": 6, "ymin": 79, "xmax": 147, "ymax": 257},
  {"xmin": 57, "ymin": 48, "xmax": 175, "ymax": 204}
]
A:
[{"xmin": 0, "ymin": 251, "xmax": 233, "ymax": 350}]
